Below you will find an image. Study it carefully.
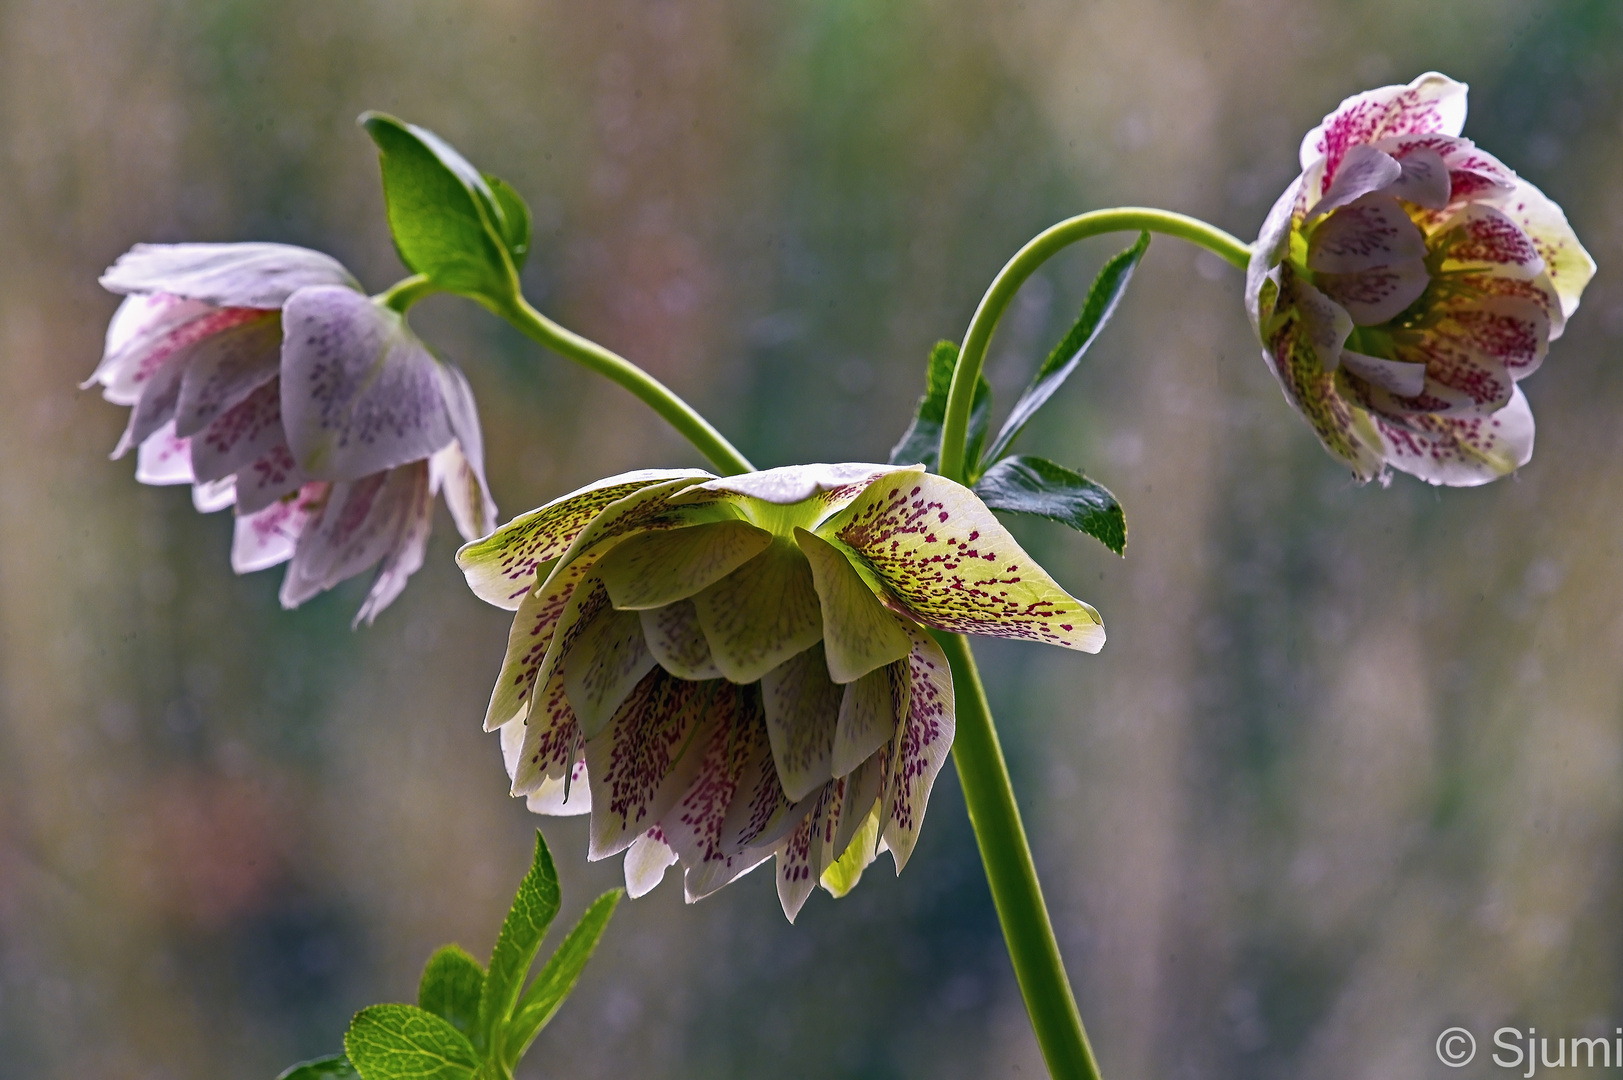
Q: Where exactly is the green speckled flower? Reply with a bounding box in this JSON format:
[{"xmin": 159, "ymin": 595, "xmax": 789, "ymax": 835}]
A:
[{"xmin": 457, "ymin": 463, "xmax": 1104, "ymax": 920}]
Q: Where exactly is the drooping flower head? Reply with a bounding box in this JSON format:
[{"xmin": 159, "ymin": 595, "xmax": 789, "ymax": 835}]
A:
[
  {"xmin": 458, "ymin": 464, "xmax": 1104, "ymax": 920},
  {"xmin": 88, "ymin": 243, "xmax": 496, "ymax": 623},
  {"xmin": 1247, "ymin": 72, "xmax": 1596, "ymax": 486}
]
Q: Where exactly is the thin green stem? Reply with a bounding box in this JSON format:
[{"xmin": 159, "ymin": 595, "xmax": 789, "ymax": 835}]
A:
[
  {"xmin": 934, "ymin": 630, "xmax": 1101, "ymax": 1080},
  {"xmin": 938, "ymin": 208, "xmax": 1249, "ymax": 484},
  {"xmin": 378, "ymin": 273, "xmax": 442, "ymax": 313},
  {"xmin": 499, "ymin": 296, "xmax": 755, "ymax": 476}
]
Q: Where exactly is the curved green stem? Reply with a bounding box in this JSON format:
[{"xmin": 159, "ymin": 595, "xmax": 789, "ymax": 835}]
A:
[
  {"xmin": 935, "ymin": 630, "xmax": 1101, "ymax": 1080},
  {"xmin": 378, "ymin": 273, "xmax": 442, "ymax": 313},
  {"xmin": 938, "ymin": 208, "xmax": 1249, "ymax": 484},
  {"xmin": 498, "ymin": 296, "xmax": 756, "ymax": 476}
]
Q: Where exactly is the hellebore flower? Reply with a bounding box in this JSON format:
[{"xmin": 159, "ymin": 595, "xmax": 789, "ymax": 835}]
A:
[
  {"xmin": 458, "ymin": 463, "xmax": 1104, "ymax": 920},
  {"xmin": 1247, "ymin": 72, "xmax": 1596, "ymax": 485},
  {"xmin": 87, "ymin": 243, "xmax": 496, "ymax": 623}
]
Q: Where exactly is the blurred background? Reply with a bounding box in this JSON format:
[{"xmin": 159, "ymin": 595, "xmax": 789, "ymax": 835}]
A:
[{"xmin": 2, "ymin": 1, "xmax": 1621, "ymax": 1077}]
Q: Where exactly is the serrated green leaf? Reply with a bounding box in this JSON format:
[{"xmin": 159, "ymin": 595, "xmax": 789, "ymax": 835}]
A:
[
  {"xmin": 345, "ymin": 1004, "xmax": 479, "ymax": 1080},
  {"xmin": 983, "ymin": 232, "xmax": 1149, "ymax": 464},
  {"xmin": 276, "ymin": 1054, "xmax": 358, "ymax": 1080},
  {"xmin": 359, "ymin": 112, "xmax": 517, "ymax": 308},
  {"xmin": 887, "ymin": 340, "xmax": 991, "ymax": 473},
  {"xmin": 418, "ymin": 945, "xmax": 486, "ymax": 1046},
  {"xmin": 501, "ymin": 890, "xmax": 622, "ymax": 1069},
  {"xmin": 974, "ymin": 455, "xmax": 1126, "ymax": 555},
  {"xmin": 484, "ymin": 175, "xmax": 531, "ymax": 271},
  {"xmin": 476, "ymin": 831, "xmax": 561, "ymax": 1054}
]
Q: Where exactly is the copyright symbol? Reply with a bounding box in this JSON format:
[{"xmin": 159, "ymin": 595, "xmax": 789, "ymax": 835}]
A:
[{"xmin": 1437, "ymin": 1027, "xmax": 1476, "ymax": 1067}]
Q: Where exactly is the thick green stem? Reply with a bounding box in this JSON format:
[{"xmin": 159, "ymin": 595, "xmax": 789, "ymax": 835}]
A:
[
  {"xmin": 498, "ymin": 296, "xmax": 756, "ymax": 476},
  {"xmin": 935, "ymin": 630, "xmax": 1101, "ymax": 1080},
  {"xmin": 938, "ymin": 208, "xmax": 1249, "ymax": 484},
  {"xmin": 934, "ymin": 208, "xmax": 1247, "ymax": 1078}
]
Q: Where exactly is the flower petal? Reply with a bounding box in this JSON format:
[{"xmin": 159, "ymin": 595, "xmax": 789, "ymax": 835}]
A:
[
  {"xmin": 1315, "ymin": 259, "xmax": 1430, "ymax": 325},
  {"xmin": 1307, "ymin": 194, "xmax": 1427, "ymax": 274},
  {"xmin": 524, "ymin": 761, "xmax": 593, "ymax": 817},
  {"xmin": 530, "ymin": 573, "xmax": 612, "ymax": 709},
  {"xmin": 112, "ymin": 342, "xmax": 190, "ymax": 459},
  {"xmin": 692, "ymin": 538, "xmax": 825, "ymax": 683},
  {"xmin": 832, "ymin": 752, "xmax": 886, "ymax": 864},
  {"xmin": 1382, "ymin": 146, "xmax": 1452, "ymax": 211},
  {"xmin": 1375, "ymin": 383, "xmax": 1535, "ymax": 487},
  {"xmin": 821, "ymin": 469, "xmax": 1105, "ymax": 652},
  {"xmin": 597, "ymin": 520, "xmax": 772, "ymax": 610},
  {"xmin": 509, "ymin": 667, "xmax": 583, "ymax": 798},
  {"xmin": 280, "ymin": 286, "xmax": 453, "ymax": 481},
  {"xmin": 191, "ymin": 477, "xmax": 236, "ymax": 514},
  {"xmin": 564, "ymin": 607, "xmax": 659, "ymax": 740},
  {"xmin": 717, "ymin": 695, "xmax": 810, "ymax": 859},
  {"xmin": 760, "ymin": 643, "xmax": 843, "ymax": 802},
  {"xmin": 832, "ymin": 664, "xmax": 899, "ymax": 778},
  {"xmin": 101, "ymin": 242, "xmax": 359, "ymax": 308},
  {"xmin": 234, "ymin": 441, "xmax": 307, "ymax": 515},
  {"xmin": 1246, "ymin": 174, "xmax": 1305, "ymax": 336},
  {"xmin": 232, "ymin": 483, "xmax": 327, "ymax": 574},
  {"xmin": 879, "ymin": 625, "xmax": 955, "ymax": 872},
  {"xmin": 1304, "ymin": 144, "xmax": 1402, "ymax": 221},
  {"xmin": 1299, "ymin": 72, "xmax": 1468, "ymax": 185},
  {"xmin": 1435, "ymin": 203, "xmax": 1544, "ymax": 280},
  {"xmin": 431, "ymin": 362, "xmax": 497, "ymax": 540},
  {"xmin": 638, "ymin": 600, "xmax": 723, "ymax": 680},
  {"xmin": 86, "ymin": 294, "xmax": 215, "ymax": 403},
  {"xmin": 135, "ymin": 422, "xmax": 194, "ymax": 486},
  {"xmin": 1290, "ymin": 276, "xmax": 1354, "ymax": 373},
  {"xmin": 624, "ymin": 829, "xmax": 679, "ymax": 899},
  {"xmin": 1482, "ymin": 178, "xmax": 1596, "ymax": 318},
  {"xmin": 677, "ymin": 463, "xmax": 908, "ymax": 512},
  {"xmin": 172, "ymin": 311, "xmax": 281, "ymax": 438},
  {"xmin": 584, "ymin": 669, "xmax": 713, "ymax": 860},
  {"xmin": 353, "ymin": 461, "xmax": 435, "ymax": 626},
  {"xmin": 189, "ymin": 379, "xmax": 285, "ymax": 483},
  {"xmin": 457, "ymin": 471, "xmax": 713, "ymax": 609},
  {"xmin": 794, "ymin": 528, "xmax": 913, "ymax": 684},
  {"xmin": 278, "ymin": 464, "xmax": 423, "ymax": 609},
  {"xmin": 1340, "ymin": 350, "xmax": 1428, "ymax": 397},
  {"xmin": 821, "ymin": 798, "xmax": 882, "ymax": 900},
  {"xmin": 776, "ymin": 809, "xmax": 818, "ymax": 923}
]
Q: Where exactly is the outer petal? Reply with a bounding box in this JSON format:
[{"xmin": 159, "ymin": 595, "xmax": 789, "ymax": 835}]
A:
[
  {"xmin": 563, "ymin": 607, "xmax": 658, "ymax": 740},
  {"xmin": 1246, "ymin": 175, "xmax": 1304, "ymax": 336},
  {"xmin": 624, "ymin": 829, "xmax": 680, "ymax": 899},
  {"xmin": 191, "ymin": 477, "xmax": 236, "ymax": 514},
  {"xmin": 456, "ymin": 471, "xmax": 713, "ymax": 609},
  {"xmin": 172, "ymin": 311, "xmax": 281, "ymax": 437},
  {"xmin": 111, "ymin": 338, "xmax": 189, "ymax": 459},
  {"xmin": 760, "ymin": 643, "xmax": 843, "ymax": 802},
  {"xmin": 597, "ymin": 520, "xmax": 771, "ymax": 610},
  {"xmin": 353, "ymin": 461, "xmax": 435, "ymax": 626},
  {"xmin": 1481, "ymin": 179, "xmax": 1596, "ymax": 316},
  {"xmin": 1304, "ymin": 144, "xmax": 1402, "ymax": 221},
  {"xmin": 1299, "ymin": 72, "xmax": 1469, "ymax": 189},
  {"xmin": 832, "ymin": 664, "xmax": 899, "ymax": 779},
  {"xmin": 584, "ymin": 669, "xmax": 714, "ymax": 860},
  {"xmin": 1435, "ymin": 203, "xmax": 1545, "ymax": 280},
  {"xmin": 232, "ymin": 483, "xmax": 328, "ymax": 574},
  {"xmin": 234, "ymin": 441, "xmax": 307, "ymax": 515},
  {"xmin": 86, "ymin": 295, "xmax": 217, "ymax": 405},
  {"xmin": 482, "ymin": 558, "xmax": 584, "ymax": 732},
  {"xmin": 524, "ymin": 762, "xmax": 594, "ymax": 816},
  {"xmin": 135, "ymin": 422, "xmax": 193, "ymax": 486},
  {"xmin": 189, "ymin": 379, "xmax": 285, "ymax": 483},
  {"xmin": 638, "ymin": 600, "xmax": 723, "ymax": 680},
  {"xmin": 431, "ymin": 362, "xmax": 497, "ymax": 540},
  {"xmin": 820, "ymin": 469, "xmax": 1105, "ymax": 652},
  {"xmin": 509, "ymin": 667, "xmax": 583, "ymax": 798},
  {"xmin": 879, "ymin": 625, "xmax": 954, "ymax": 872},
  {"xmin": 1375, "ymin": 383, "xmax": 1535, "ymax": 487},
  {"xmin": 280, "ymin": 287, "xmax": 453, "ymax": 481},
  {"xmin": 278, "ymin": 464, "xmax": 421, "ymax": 609},
  {"xmin": 100, "ymin": 242, "xmax": 360, "ymax": 309},
  {"xmin": 692, "ymin": 538, "xmax": 825, "ymax": 683},
  {"xmin": 676, "ymin": 463, "xmax": 909, "ymax": 517},
  {"xmin": 1306, "ymin": 194, "xmax": 1427, "ymax": 274},
  {"xmin": 794, "ymin": 528, "xmax": 912, "ymax": 684},
  {"xmin": 777, "ymin": 778, "xmax": 848, "ymax": 923}
]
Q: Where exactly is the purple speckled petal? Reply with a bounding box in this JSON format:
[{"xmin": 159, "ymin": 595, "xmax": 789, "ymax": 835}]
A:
[
  {"xmin": 879, "ymin": 625, "xmax": 955, "ymax": 872},
  {"xmin": 190, "ymin": 379, "xmax": 285, "ymax": 483},
  {"xmin": 281, "ymin": 287, "xmax": 453, "ymax": 481},
  {"xmin": 832, "ymin": 663, "xmax": 899, "ymax": 778},
  {"xmin": 692, "ymin": 538, "xmax": 825, "ymax": 684},
  {"xmin": 172, "ymin": 311, "xmax": 282, "ymax": 437},
  {"xmin": 353, "ymin": 460, "xmax": 434, "ymax": 626},
  {"xmin": 638, "ymin": 600, "xmax": 722, "ymax": 680},
  {"xmin": 508, "ymin": 667, "xmax": 584, "ymax": 799},
  {"xmin": 278, "ymin": 463, "xmax": 424, "ymax": 609},
  {"xmin": 231, "ymin": 483, "xmax": 328, "ymax": 574},
  {"xmin": 597, "ymin": 520, "xmax": 771, "ymax": 611},
  {"xmin": 482, "ymin": 558, "xmax": 582, "ymax": 732},
  {"xmin": 563, "ymin": 607, "xmax": 658, "ymax": 740},
  {"xmin": 87, "ymin": 294, "xmax": 215, "ymax": 404},
  {"xmin": 100, "ymin": 242, "xmax": 359, "ymax": 309},
  {"xmin": 135, "ymin": 422, "xmax": 193, "ymax": 486}
]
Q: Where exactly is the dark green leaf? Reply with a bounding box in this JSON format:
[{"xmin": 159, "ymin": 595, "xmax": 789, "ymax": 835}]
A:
[
  {"xmin": 974, "ymin": 455, "xmax": 1126, "ymax": 555},
  {"xmin": 501, "ymin": 890, "xmax": 622, "ymax": 1069},
  {"xmin": 888, "ymin": 340, "xmax": 991, "ymax": 473},
  {"xmin": 983, "ymin": 232, "xmax": 1149, "ymax": 463},
  {"xmin": 418, "ymin": 945, "xmax": 486, "ymax": 1046},
  {"xmin": 476, "ymin": 831, "xmax": 561, "ymax": 1054},
  {"xmin": 276, "ymin": 1054, "xmax": 358, "ymax": 1080},
  {"xmin": 484, "ymin": 176, "xmax": 531, "ymax": 271},
  {"xmin": 345, "ymin": 1004, "xmax": 479, "ymax": 1080},
  {"xmin": 359, "ymin": 112, "xmax": 517, "ymax": 307}
]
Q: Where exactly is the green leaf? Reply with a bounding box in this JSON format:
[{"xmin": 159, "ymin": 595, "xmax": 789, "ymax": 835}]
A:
[
  {"xmin": 276, "ymin": 1054, "xmax": 359, "ymax": 1080},
  {"xmin": 345, "ymin": 1004, "xmax": 479, "ymax": 1080},
  {"xmin": 982, "ymin": 232, "xmax": 1149, "ymax": 464},
  {"xmin": 359, "ymin": 112, "xmax": 517, "ymax": 308},
  {"xmin": 974, "ymin": 455, "xmax": 1127, "ymax": 555},
  {"xmin": 476, "ymin": 831, "xmax": 561, "ymax": 1054},
  {"xmin": 484, "ymin": 176, "xmax": 532, "ymax": 271},
  {"xmin": 418, "ymin": 945, "xmax": 486, "ymax": 1046},
  {"xmin": 501, "ymin": 890, "xmax": 623, "ymax": 1069},
  {"xmin": 887, "ymin": 340, "xmax": 991, "ymax": 473}
]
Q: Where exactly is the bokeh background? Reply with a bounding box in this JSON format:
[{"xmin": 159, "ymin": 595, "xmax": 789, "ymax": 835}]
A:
[{"xmin": 2, "ymin": 1, "xmax": 1621, "ymax": 1077}]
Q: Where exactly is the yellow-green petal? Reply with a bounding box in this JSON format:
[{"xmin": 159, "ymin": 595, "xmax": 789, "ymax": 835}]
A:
[
  {"xmin": 638, "ymin": 600, "xmax": 722, "ymax": 680},
  {"xmin": 794, "ymin": 528, "xmax": 912, "ymax": 684},
  {"xmin": 832, "ymin": 664, "xmax": 899, "ymax": 778},
  {"xmin": 597, "ymin": 520, "xmax": 771, "ymax": 610},
  {"xmin": 820, "ymin": 800, "xmax": 881, "ymax": 899},
  {"xmin": 563, "ymin": 607, "xmax": 657, "ymax": 740},
  {"xmin": 880, "ymin": 625, "xmax": 955, "ymax": 872},
  {"xmin": 692, "ymin": 538, "xmax": 824, "ymax": 684},
  {"xmin": 760, "ymin": 643, "xmax": 842, "ymax": 802}
]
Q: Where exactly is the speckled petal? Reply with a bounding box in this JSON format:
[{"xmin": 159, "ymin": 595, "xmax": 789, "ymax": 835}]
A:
[
  {"xmin": 86, "ymin": 294, "xmax": 214, "ymax": 404},
  {"xmin": 531, "ymin": 573, "xmax": 612, "ymax": 708},
  {"xmin": 189, "ymin": 379, "xmax": 284, "ymax": 483},
  {"xmin": 879, "ymin": 625, "xmax": 954, "ymax": 872},
  {"xmin": 1307, "ymin": 194, "xmax": 1427, "ymax": 274},
  {"xmin": 564, "ymin": 607, "xmax": 659, "ymax": 740},
  {"xmin": 638, "ymin": 600, "xmax": 723, "ymax": 680},
  {"xmin": 1381, "ymin": 146, "xmax": 1452, "ymax": 210},
  {"xmin": 509, "ymin": 668, "xmax": 583, "ymax": 799},
  {"xmin": 832, "ymin": 664, "xmax": 899, "ymax": 778},
  {"xmin": 172, "ymin": 311, "xmax": 282, "ymax": 438},
  {"xmin": 112, "ymin": 341, "xmax": 189, "ymax": 459},
  {"xmin": 482, "ymin": 559, "xmax": 583, "ymax": 732},
  {"xmin": 280, "ymin": 286, "xmax": 453, "ymax": 481},
  {"xmin": 1376, "ymin": 383, "xmax": 1535, "ymax": 487},
  {"xmin": 776, "ymin": 791, "xmax": 830, "ymax": 923},
  {"xmin": 718, "ymin": 692, "xmax": 810, "ymax": 858},
  {"xmin": 1298, "ymin": 72, "xmax": 1468, "ymax": 187},
  {"xmin": 1435, "ymin": 203, "xmax": 1545, "ymax": 280},
  {"xmin": 234, "ymin": 441, "xmax": 307, "ymax": 515},
  {"xmin": 1482, "ymin": 178, "xmax": 1596, "ymax": 317},
  {"xmin": 761, "ymin": 643, "xmax": 843, "ymax": 801},
  {"xmin": 457, "ymin": 471, "xmax": 714, "ymax": 609},
  {"xmin": 353, "ymin": 460, "xmax": 434, "ymax": 626},
  {"xmin": 1291, "ymin": 277, "xmax": 1354, "ymax": 374},
  {"xmin": 232, "ymin": 483, "xmax": 328, "ymax": 574},
  {"xmin": 135, "ymin": 422, "xmax": 193, "ymax": 486},
  {"xmin": 795, "ymin": 528, "xmax": 912, "ymax": 684},
  {"xmin": 100, "ymin": 242, "xmax": 359, "ymax": 309},
  {"xmin": 693, "ymin": 538, "xmax": 825, "ymax": 683},
  {"xmin": 624, "ymin": 829, "xmax": 679, "ymax": 899},
  {"xmin": 1340, "ymin": 350, "xmax": 1428, "ymax": 397},
  {"xmin": 1316, "ymin": 259, "xmax": 1430, "ymax": 326},
  {"xmin": 524, "ymin": 761, "xmax": 593, "ymax": 817},
  {"xmin": 832, "ymin": 752, "xmax": 885, "ymax": 863},
  {"xmin": 1246, "ymin": 174, "xmax": 1305, "ymax": 336},
  {"xmin": 598, "ymin": 520, "xmax": 771, "ymax": 610},
  {"xmin": 584, "ymin": 669, "xmax": 713, "ymax": 859},
  {"xmin": 821, "ymin": 469, "xmax": 1105, "ymax": 652},
  {"xmin": 279, "ymin": 464, "xmax": 421, "ymax": 609},
  {"xmin": 1304, "ymin": 144, "xmax": 1401, "ymax": 221}
]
